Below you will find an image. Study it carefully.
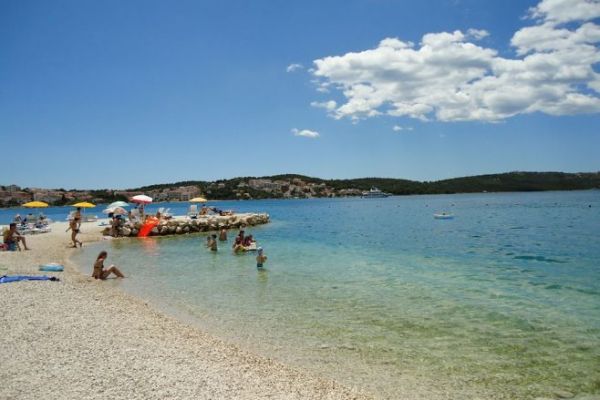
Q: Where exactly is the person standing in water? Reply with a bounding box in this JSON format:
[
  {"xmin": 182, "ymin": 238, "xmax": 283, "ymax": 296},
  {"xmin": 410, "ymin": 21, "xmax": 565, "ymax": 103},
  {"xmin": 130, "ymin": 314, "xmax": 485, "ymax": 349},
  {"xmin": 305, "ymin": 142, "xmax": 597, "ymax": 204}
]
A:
[
  {"xmin": 218, "ymin": 228, "xmax": 227, "ymax": 241},
  {"xmin": 209, "ymin": 234, "xmax": 218, "ymax": 251},
  {"xmin": 256, "ymin": 247, "xmax": 267, "ymax": 269},
  {"xmin": 92, "ymin": 251, "xmax": 125, "ymax": 279}
]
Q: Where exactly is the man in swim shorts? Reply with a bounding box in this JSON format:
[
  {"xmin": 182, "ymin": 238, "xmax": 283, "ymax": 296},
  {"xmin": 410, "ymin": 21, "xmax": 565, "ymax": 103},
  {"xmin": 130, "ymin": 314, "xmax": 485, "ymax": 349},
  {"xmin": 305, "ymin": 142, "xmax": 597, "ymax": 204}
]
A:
[{"xmin": 3, "ymin": 223, "xmax": 30, "ymax": 251}]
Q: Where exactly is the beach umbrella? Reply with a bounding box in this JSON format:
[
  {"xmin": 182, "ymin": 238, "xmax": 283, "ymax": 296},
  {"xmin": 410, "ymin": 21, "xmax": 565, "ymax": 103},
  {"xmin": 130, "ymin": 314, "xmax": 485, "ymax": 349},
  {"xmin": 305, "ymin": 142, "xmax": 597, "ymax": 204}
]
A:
[
  {"xmin": 189, "ymin": 197, "xmax": 207, "ymax": 203},
  {"xmin": 23, "ymin": 201, "xmax": 49, "ymax": 208},
  {"xmin": 102, "ymin": 207, "xmax": 127, "ymax": 215},
  {"xmin": 108, "ymin": 201, "xmax": 129, "ymax": 208},
  {"xmin": 131, "ymin": 194, "xmax": 153, "ymax": 204},
  {"xmin": 72, "ymin": 201, "xmax": 95, "ymax": 208}
]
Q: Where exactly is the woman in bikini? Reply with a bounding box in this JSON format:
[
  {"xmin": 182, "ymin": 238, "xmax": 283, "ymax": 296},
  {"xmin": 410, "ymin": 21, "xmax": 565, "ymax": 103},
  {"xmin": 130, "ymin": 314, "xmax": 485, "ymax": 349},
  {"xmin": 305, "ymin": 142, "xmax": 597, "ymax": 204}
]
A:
[
  {"xmin": 73, "ymin": 207, "xmax": 82, "ymax": 226},
  {"xmin": 92, "ymin": 251, "xmax": 125, "ymax": 279},
  {"xmin": 66, "ymin": 218, "xmax": 82, "ymax": 248}
]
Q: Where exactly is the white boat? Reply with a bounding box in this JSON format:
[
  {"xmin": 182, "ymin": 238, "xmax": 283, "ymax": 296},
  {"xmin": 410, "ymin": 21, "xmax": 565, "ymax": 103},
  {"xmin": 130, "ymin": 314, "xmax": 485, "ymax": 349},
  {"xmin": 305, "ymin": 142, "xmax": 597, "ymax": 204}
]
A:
[
  {"xmin": 362, "ymin": 187, "xmax": 390, "ymax": 198},
  {"xmin": 434, "ymin": 213, "xmax": 454, "ymax": 219}
]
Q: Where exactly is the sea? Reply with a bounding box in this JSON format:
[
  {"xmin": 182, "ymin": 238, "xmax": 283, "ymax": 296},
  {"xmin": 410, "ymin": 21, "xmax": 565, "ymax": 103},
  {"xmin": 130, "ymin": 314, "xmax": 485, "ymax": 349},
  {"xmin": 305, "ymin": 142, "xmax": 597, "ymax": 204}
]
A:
[{"xmin": 5, "ymin": 191, "xmax": 600, "ymax": 399}]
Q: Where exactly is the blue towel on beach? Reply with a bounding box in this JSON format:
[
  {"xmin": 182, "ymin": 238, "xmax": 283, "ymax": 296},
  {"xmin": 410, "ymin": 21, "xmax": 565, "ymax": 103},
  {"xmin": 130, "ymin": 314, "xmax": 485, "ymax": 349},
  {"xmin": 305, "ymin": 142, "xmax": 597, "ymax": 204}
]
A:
[{"xmin": 0, "ymin": 275, "xmax": 60, "ymax": 284}]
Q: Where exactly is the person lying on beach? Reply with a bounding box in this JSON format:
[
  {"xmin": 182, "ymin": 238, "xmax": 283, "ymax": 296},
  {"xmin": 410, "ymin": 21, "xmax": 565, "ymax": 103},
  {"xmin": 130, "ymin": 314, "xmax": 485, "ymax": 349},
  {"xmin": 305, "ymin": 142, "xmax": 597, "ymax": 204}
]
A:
[
  {"xmin": 65, "ymin": 218, "xmax": 83, "ymax": 248},
  {"xmin": 3, "ymin": 223, "xmax": 30, "ymax": 251},
  {"xmin": 256, "ymin": 247, "xmax": 267, "ymax": 269},
  {"xmin": 92, "ymin": 251, "xmax": 125, "ymax": 279},
  {"xmin": 218, "ymin": 228, "xmax": 227, "ymax": 241}
]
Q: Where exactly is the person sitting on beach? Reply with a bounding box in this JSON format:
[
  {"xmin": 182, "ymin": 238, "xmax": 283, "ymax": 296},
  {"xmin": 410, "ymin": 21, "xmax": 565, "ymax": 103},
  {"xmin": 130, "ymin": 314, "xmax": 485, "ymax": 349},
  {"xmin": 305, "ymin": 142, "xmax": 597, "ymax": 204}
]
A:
[
  {"xmin": 155, "ymin": 211, "xmax": 162, "ymax": 220},
  {"xmin": 92, "ymin": 251, "xmax": 125, "ymax": 279},
  {"xmin": 66, "ymin": 218, "xmax": 83, "ymax": 248},
  {"xmin": 218, "ymin": 228, "xmax": 227, "ymax": 241},
  {"xmin": 13, "ymin": 214, "xmax": 22, "ymax": 223},
  {"xmin": 256, "ymin": 247, "xmax": 267, "ymax": 269},
  {"xmin": 38, "ymin": 213, "xmax": 48, "ymax": 225},
  {"xmin": 200, "ymin": 205, "xmax": 209, "ymax": 216},
  {"xmin": 3, "ymin": 223, "xmax": 30, "ymax": 251},
  {"xmin": 25, "ymin": 213, "xmax": 36, "ymax": 224}
]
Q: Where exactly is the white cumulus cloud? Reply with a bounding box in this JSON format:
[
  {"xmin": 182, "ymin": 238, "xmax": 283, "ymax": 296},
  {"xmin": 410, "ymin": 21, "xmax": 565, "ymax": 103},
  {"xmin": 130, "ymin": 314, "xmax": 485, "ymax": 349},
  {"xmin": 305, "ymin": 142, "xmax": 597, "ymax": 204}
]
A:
[
  {"xmin": 310, "ymin": 100, "xmax": 338, "ymax": 113},
  {"xmin": 528, "ymin": 0, "xmax": 600, "ymax": 24},
  {"xmin": 291, "ymin": 128, "xmax": 320, "ymax": 138},
  {"xmin": 310, "ymin": 0, "xmax": 600, "ymax": 123},
  {"xmin": 286, "ymin": 63, "xmax": 304, "ymax": 73},
  {"xmin": 393, "ymin": 125, "xmax": 414, "ymax": 131}
]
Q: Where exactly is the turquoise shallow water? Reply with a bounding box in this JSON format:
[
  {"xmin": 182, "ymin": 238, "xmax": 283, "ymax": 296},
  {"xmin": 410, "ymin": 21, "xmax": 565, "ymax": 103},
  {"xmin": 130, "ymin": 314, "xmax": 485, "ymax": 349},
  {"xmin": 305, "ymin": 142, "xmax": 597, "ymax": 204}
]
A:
[{"xmin": 71, "ymin": 191, "xmax": 600, "ymax": 399}]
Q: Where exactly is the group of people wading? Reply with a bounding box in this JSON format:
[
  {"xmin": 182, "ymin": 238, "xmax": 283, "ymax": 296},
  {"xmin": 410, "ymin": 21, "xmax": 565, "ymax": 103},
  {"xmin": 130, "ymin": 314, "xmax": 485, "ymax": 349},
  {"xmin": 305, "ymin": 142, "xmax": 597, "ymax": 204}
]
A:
[{"xmin": 205, "ymin": 228, "xmax": 267, "ymax": 268}]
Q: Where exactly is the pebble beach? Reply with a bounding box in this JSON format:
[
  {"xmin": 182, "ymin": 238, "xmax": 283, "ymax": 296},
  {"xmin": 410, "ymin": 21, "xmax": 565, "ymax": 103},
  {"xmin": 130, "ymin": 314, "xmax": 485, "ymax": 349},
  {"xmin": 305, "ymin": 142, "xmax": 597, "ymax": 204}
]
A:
[{"xmin": 0, "ymin": 221, "xmax": 369, "ymax": 400}]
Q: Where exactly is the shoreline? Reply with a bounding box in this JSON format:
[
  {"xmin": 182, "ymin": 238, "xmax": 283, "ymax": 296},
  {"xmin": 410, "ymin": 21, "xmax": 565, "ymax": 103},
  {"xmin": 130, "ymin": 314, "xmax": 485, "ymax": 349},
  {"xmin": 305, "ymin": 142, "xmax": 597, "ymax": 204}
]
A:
[{"xmin": 1, "ymin": 221, "xmax": 370, "ymax": 399}]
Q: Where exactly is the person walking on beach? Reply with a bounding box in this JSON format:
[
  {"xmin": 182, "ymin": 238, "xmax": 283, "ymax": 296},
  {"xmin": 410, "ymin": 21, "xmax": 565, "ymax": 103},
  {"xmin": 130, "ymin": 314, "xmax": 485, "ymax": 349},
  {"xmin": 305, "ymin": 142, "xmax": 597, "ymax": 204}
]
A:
[
  {"xmin": 73, "ymin": 207, "xmax": 82, "ymax": 228},
  {"xmin": 66, "ymin": 218, "xmax": 82, "ymax": 248},
  {"xmin": 92, "ymin": 251, "xmax": 125, "ymax": 279},
  {"xmin": 256, "ymin": 247, "xmax": 267, "ymax": 269},
  {"xmin": 3, "ymin": 223, "xmax": 30, "ymax": 251}
]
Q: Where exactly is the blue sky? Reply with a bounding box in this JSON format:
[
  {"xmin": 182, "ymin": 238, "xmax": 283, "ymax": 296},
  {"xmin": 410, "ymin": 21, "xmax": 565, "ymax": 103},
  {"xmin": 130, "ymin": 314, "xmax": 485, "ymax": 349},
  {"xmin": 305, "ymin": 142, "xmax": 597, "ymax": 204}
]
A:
[{"xmin": 1, "ymin": 0, "xmax": 599, "ymax": 189}]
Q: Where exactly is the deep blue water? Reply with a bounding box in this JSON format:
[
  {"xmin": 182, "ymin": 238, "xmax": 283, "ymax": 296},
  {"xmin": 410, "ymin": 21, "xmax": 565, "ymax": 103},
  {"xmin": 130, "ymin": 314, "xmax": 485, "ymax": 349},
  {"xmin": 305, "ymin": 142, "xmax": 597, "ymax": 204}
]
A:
[{"xmin": 61, "ymin": 191, "xmax": 600, "ymax": 398}]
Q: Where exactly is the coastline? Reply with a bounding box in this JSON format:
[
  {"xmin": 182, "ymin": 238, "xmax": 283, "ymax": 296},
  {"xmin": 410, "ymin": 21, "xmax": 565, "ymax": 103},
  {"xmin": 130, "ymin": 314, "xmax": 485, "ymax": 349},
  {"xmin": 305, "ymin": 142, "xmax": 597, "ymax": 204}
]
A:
[{"xmin": 1, "ymin": 221, "xmax": 370, "ymax": 399}]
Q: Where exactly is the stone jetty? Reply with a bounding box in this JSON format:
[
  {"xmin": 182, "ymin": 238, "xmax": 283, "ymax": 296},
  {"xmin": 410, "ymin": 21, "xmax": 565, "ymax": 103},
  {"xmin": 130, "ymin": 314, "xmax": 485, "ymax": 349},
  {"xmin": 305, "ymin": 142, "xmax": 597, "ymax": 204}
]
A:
[{"xmin": 102, "ymin": 213, "xmax": 270, "ymax": 237}]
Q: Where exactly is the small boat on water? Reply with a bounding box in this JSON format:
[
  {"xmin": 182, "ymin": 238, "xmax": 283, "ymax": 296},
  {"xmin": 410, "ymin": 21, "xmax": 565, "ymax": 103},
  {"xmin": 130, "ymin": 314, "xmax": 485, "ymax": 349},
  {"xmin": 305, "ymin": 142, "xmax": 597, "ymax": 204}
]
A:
[
  {"xmin": 434, "ymin": 213, "xmax": 454, "ymax": 219},
  {"xmin": 362, "ymin": 187, "xmax": 390, "ymax": 198}
]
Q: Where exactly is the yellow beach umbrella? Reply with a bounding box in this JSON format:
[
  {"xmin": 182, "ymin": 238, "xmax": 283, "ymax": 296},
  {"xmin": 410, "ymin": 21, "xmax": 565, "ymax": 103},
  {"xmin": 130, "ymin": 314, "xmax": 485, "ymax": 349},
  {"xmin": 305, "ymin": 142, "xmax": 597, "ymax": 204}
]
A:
[
  {"xmin": 189, "ymin": 197, "xmax": 207, "ymax": 203},
  {"xmin": 72, "ymin": 201, "xmax": 95, "ymax": 208},
  {"xmin": 23, "ymin": 201, "xmax": 49, "ymax": 208}
]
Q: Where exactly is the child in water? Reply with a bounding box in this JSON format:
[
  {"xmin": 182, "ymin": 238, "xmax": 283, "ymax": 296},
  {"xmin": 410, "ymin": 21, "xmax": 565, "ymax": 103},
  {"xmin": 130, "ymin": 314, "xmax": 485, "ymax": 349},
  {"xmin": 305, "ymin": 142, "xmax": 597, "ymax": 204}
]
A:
[{"xmin": 256, "ymin": 247, "xmax": 267, "ymax": 269}]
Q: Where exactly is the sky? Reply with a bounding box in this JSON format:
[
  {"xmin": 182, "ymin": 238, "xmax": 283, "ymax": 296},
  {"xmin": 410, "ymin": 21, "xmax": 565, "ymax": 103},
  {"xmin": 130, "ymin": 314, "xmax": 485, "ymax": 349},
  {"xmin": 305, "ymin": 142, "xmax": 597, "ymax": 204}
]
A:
[{"xmin": 1, "ymin": 0, "xmax": 599, "ymax": 189}]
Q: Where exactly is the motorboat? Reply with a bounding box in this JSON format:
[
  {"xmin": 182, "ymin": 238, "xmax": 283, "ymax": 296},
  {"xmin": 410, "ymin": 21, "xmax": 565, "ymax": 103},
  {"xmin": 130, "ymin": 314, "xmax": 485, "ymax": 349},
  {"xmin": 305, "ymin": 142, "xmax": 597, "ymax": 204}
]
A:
[
  {"xmin": 434, "ymin": 213, "xmax": 454, "ymax": 219},
  {"xmin": 362, "ymin": 187, "xmax": 390, "ymax": 198}
]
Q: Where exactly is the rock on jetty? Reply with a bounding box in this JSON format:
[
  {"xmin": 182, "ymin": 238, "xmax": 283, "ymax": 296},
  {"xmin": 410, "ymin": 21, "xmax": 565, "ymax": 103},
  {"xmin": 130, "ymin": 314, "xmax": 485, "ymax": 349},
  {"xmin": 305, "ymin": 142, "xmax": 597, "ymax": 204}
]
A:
[{"xmin": 102, "ymin": 213, "xmax": 270, "ymax": 237}]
